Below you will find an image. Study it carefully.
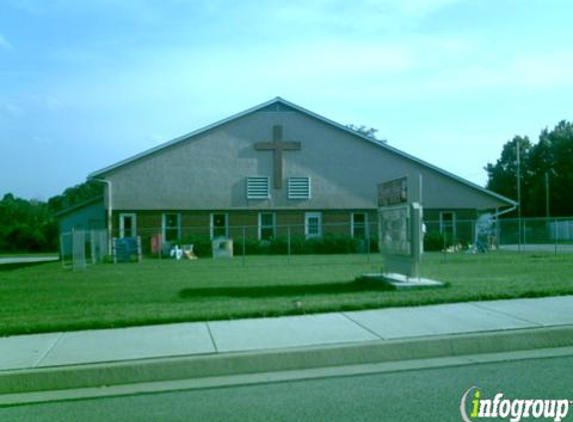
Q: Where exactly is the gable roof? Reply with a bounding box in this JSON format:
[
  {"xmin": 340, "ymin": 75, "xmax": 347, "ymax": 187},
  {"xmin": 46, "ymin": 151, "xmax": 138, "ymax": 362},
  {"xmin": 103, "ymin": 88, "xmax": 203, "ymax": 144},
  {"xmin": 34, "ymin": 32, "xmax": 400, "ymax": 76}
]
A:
[
  {"xmin": 88, "ymin": 97, "xmax": 516, "ymax": 207},
  {"xmin": 55, "ymin": 196, "xmax": 104, "ymax": 218}
]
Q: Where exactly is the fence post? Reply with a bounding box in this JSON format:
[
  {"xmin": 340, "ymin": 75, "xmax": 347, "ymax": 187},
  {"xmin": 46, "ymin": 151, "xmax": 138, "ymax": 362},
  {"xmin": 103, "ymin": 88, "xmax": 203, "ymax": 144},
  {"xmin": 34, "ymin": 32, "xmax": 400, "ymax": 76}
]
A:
[
  {"xmin": 554, "ymin": 218, "xmax": 558, "ymax": 255},
  {"xmin": 523, "ymin": 220, "xmax": 527, "ymax": 251},
  {"xmin": 495, "ymin": 218, "xmax": 500, "ymax": 251},
  {"xmin": 242, "ymin": 226, "xmax": 246, "ymax": 267},
  {"xmin": 517, "ymin": 219, "xmax": 521, "ymax": 254},
  {"xmin": 366, "ymin": 222, "xmax": 371, "ymax": 262},
  {"xmin": 442, "ymin": 229, "xmax": 447, "ymax": 260},
  {"xmin": 60, "ymin": 234, "xmax": 65, "ymax": 268},
  {"xmin": 287, "ymin": 225, "xmax": 291, "ymax": 262},
  {"xmin": 90, "ymin": 230, "xmax": 96, "ymax": 264}
]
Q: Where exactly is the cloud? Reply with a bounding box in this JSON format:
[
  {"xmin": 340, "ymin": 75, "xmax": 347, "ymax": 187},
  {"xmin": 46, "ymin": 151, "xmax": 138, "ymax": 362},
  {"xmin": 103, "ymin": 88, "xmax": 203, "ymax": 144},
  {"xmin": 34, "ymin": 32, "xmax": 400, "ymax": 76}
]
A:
[
  {"xmin": 31, "ymin": 135, "xmax": 53, "ymax": 146},
  {"xmin": 0, "ymin": 34, "xmax": 14, "ymax": 50},
  {"xmin": 0, "ymin": 102, "xmax": 24, "ymax": 118},
  {"xmin": 5, "ymin": 0, "xmax": 46, "ymax": 14},
  {"xmin": 33, "ymin": 95, "xmax": 65, "ymax": 111},
  {"xmin": 270, "ymin": 0, "xmax": 465, "ymax": 35},
  {"xmin": 409, "ymin": 50, "xmax": 573, "ymax": 98}
]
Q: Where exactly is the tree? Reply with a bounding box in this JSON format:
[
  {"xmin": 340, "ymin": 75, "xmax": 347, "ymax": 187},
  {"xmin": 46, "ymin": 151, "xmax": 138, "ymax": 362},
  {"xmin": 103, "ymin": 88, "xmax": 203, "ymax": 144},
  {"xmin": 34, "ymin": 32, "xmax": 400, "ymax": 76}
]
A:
[
  {"xmin": 485, "ymin": 135, "xmax": 532, "ymax": 215},
  {"xmin": 485, "ymin": 121, "xmax": 573, "ymax": 217},
  {"xmin": 48, "ymin": 180, "xmax": 104, "ymax": 214},
  {"xmin": 346, "ymin": 124, "xmax": 387, "ymax": 142},
  {"xmin": 537, "ymin": 121, "xmax": 573, "ymax": 217},
  {"xmin": 0, "ymin": 193, "xmax": 57, "ymax": 251}
]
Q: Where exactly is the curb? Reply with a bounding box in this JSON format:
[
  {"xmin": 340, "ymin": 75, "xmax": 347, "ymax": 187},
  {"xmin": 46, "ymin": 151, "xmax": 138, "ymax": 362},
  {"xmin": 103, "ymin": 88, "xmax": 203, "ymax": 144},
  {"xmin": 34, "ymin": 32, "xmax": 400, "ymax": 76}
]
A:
[{"xmin": 1, "ymin": 325, "xmax": 573, "ymax": 400}]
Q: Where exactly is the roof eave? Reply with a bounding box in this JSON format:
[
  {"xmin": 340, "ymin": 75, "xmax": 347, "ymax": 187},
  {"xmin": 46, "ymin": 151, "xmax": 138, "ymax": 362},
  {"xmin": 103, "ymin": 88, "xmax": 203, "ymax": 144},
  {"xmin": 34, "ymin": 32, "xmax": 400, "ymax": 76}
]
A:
[{"xmin": 88, "ymin": 96, "xmax": 516, "ymax": 207}]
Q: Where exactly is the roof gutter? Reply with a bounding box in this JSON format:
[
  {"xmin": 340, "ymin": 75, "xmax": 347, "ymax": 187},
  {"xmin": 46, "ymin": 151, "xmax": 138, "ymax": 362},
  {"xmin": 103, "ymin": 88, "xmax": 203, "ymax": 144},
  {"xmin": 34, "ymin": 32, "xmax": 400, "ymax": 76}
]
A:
[
  {"xmin": 491, "ymin": 204, "xmax": 518, "ymax": 219},
  {"xmin": 90, "ymin": 178, "xmax": 113, "ymax": 256}
]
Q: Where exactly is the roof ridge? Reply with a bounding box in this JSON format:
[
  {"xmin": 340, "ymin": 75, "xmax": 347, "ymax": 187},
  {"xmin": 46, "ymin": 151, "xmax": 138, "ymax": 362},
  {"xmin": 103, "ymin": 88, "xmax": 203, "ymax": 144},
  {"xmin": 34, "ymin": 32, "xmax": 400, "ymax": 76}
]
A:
[{"xmin": 88, "ymin": 97, "xmax": 515, "ymax": 206}]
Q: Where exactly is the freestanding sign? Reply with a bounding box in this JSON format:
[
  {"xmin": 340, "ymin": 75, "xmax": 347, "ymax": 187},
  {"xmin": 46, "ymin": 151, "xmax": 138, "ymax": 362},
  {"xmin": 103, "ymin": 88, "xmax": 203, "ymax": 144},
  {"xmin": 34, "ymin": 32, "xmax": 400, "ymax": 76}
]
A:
[{"xmin": 378, "ymin": 174, "xmax": 423, "ymax": 279}]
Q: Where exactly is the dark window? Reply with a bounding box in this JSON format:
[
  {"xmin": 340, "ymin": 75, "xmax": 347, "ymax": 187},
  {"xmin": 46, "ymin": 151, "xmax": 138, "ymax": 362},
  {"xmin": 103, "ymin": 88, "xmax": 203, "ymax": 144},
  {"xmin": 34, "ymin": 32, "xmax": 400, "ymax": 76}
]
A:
[
  {"xmin": 352, "ymin": 213, "xmax": 367, "ymax": 239},
  {"xmin": 164, "ymin": 213, "xmax": 180, "ymax": 242},
  {"xmin": 259, "ymin": 213, "xmax": 275, "ymax": 240},
  {"xmin": 212, "ymin": 214, "xmax": 228, "ymax": 238}
]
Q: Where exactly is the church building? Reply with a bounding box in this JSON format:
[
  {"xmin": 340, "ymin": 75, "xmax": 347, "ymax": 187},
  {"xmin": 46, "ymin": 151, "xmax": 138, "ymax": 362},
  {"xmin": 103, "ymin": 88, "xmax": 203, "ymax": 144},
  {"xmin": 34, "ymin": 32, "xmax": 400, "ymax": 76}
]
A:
[{"xmin": 66, "ymin": 97, "xmax": 515, "ymax": 249}]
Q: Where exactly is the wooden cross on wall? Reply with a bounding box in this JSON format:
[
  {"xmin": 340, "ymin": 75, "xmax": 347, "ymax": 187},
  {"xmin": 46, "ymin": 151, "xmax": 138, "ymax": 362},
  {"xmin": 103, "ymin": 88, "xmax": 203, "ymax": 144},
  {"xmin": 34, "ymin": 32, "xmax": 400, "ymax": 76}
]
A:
[{"xmin": 255, "ymin": 125, "xmax": 301, "ymax": 189}]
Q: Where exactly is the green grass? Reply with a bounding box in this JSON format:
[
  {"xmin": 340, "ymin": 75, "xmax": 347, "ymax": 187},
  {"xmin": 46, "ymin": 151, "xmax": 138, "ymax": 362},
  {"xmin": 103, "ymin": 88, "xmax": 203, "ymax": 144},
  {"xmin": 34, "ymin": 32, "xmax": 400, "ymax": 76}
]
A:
[
  {"xmin": 0, "ymin": 252, "xmax": 572, "ymax": 336},
  {"xmin": 0, "ymin": 252, "xmax": 58, "ymax": 257}
]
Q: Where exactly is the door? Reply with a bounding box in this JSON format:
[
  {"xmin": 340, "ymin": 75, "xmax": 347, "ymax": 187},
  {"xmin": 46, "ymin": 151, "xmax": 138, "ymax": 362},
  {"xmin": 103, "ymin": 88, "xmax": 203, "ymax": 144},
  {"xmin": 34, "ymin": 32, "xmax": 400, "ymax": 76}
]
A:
[
  {"xmin": 305, "ymin": 212, "xmax": 322, "ymax": 239},
  {"xmin": 440, "ymin": 211, "xmax": 456, "ymax": 246},
  {"xmin": 119, "ymin": 213, "xmax": 137, "ymax": 238}
]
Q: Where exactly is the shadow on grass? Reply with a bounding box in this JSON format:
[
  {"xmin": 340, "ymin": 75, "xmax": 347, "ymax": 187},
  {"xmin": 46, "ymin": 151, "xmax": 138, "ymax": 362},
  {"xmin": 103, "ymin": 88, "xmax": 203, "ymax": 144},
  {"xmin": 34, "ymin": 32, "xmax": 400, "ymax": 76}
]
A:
[
  {"xmin": 0, "ymin": 260, "xmax": 58, "ymax": 272},
  {"xmin": 179, "ymin": 276, "xmax": 396, "ymax": 299}
]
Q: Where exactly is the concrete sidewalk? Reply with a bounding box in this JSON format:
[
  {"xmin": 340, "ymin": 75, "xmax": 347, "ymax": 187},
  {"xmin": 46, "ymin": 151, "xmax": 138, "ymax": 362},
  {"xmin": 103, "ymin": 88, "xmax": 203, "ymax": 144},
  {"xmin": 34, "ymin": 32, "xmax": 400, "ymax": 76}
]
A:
[
  {"xmin": 0, "ymin": 256, "xmax": 59, "ymax": 266},
  {"xmin": 1, "ymin": 296, "xmax": 573, "ymax": 404},
  {"xmin": 2, "ymin": 295, "xmax": 573, "ymax": 372}
]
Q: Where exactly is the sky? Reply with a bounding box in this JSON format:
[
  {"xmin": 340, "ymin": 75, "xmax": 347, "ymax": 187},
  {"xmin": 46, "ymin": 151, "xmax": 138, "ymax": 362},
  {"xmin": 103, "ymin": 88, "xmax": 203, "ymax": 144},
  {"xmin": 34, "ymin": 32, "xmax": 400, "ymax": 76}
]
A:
[{"xmin": 1, "ymin": 0, "xmax": 572, "ymax": 200}]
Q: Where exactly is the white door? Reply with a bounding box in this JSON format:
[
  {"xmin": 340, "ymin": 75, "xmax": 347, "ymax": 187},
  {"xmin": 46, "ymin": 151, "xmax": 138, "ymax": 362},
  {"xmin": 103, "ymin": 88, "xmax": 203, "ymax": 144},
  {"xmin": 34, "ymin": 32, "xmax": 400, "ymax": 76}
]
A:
[
  {"xmin": 119, "ymin": 213, "xmax": 137, "ymax": 238},
  {"xmin": 305, "ymin": 212, "xmax": 322, "ymax": 239}
]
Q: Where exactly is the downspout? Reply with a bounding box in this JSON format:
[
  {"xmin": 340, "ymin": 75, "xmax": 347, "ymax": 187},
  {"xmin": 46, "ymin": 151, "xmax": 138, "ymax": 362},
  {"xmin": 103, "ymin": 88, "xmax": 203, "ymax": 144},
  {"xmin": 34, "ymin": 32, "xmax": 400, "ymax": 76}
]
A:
[
  {"xmin": 489, "ymin": 204, "xmax": 517, "ymax": 250},
  {"xmin": 92, "ymin": 178, "xmax": 113, "ymax": 256},
  {"xmin": 491, "ymin": 204, "xmax": 517, "ymax": 219}
]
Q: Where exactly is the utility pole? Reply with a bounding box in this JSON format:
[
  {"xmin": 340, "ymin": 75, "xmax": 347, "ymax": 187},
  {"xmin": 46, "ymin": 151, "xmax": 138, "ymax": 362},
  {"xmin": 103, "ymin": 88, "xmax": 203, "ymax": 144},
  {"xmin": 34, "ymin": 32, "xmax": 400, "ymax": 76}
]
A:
[
  {"xmin": 545, "ymin": 171, "xmax": 550, "ymax": 218},
  {"xmin": 516, "ymin": 140, "xmax": 522, "ymax": 253}
]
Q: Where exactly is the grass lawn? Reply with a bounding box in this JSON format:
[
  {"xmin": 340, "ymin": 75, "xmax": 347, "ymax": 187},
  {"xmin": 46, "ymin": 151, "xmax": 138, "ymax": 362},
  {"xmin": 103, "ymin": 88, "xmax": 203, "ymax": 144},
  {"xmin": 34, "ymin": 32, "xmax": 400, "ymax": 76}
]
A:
[
  {"xmin": 0, "ymin": 252, "xmax": 572, "ymax": 336},
  {"xmin": 0, "ymin": 252, "xmax": 58, "ymax": 258}
]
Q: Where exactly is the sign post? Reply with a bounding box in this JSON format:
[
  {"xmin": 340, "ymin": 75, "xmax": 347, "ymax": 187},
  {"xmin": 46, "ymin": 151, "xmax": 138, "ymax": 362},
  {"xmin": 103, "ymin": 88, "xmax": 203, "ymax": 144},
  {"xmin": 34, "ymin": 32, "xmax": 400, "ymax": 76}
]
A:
[{"xmin": 377, "ymin": 174, "xmax": 423, "ymax": 280}]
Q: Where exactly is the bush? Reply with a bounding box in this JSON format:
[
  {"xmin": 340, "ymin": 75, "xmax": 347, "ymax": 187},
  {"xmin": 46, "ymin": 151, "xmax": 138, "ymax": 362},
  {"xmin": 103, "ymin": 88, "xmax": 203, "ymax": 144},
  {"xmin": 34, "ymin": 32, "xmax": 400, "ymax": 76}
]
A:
[
  {"xmin": 424, "ymin": 231, "xmax": 445, "ymax": 252},
  {"xmin": 179, "ymin": 235, "xmax": 213, "ymax": 258},
  {"xmin": 269, "ymin": 236, "xmax": 289, "ymax": 255},
  {"xmin": 234, "ymin": 238, "xmax": 272, "ymax": 256},
  {"xmin": 6, "ymin": 225, "xmax": 47, "ymax": 252},
  {"xmin": 177, "ymin": 234, "xmax": 374, "ymax": 257},
  {"xmin": 272, "ymin": 234, "xmax": 363, "ymax": 255}
]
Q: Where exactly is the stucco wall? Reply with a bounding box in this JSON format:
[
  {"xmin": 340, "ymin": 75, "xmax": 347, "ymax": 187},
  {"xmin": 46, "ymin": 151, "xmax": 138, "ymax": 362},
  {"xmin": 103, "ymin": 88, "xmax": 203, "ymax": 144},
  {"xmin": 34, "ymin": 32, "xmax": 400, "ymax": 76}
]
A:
[
  {"xmin": 103, "ymin": 109, "xmax": 510, "ymax": 211},
  {"xmin": 59, "ymin": 201, "xmax": 105, "ymax": 234}
]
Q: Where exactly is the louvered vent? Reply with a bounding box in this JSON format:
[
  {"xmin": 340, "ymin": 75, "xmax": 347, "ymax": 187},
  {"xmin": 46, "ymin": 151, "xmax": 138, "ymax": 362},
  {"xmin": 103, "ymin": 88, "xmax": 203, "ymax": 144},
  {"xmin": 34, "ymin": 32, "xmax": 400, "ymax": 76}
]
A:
[
  {"xmin": 247, "ymin": 177, "xmax": 270, "ymax": 199},
  {"xmin": 288, "ymin": 177, "xmax": 311, "ymax": 199}
]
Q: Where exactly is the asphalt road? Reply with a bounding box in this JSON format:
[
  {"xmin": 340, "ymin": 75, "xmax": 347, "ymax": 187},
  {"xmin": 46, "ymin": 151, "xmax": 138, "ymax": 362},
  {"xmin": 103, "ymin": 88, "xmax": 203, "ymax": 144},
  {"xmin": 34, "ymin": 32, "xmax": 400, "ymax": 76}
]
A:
[{"xmin": 2, "ymin": 355, "xmax": 572, "ymax": 422}]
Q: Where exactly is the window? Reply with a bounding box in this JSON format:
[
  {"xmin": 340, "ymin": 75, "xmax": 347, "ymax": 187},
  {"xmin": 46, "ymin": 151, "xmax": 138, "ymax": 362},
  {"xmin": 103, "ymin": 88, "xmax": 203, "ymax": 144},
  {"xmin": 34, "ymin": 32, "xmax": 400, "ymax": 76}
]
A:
[
  {"xmin": 119, "ymin": 213, "xmax": 136, "ymax": 238},
  {"xmin": 288, "ymin": 177, "xmax": 311, "ymax": 199},
  {"xmin": 211, "ymin": 213, "xmax": 228, "ymax": 239},
  {"xmin": 247, "ymin": 177, "xmax": 270, "ymax": 199},
  {"xmin": 440, "ymin": 211, "xmax": 456, "ymax": 243},
  {"xmin": 162, "ymin": 213, "xmax": 181, "ymax": 242},
  {"xmin": 258, "ymin": 212, "xmax": 276, "ymax": 240},
  {"xmin": 352, "ymin": 213, "xmax": 367, "ymax": 239},
  {"xmin": 305, "ymin": 212, "xmax": 322, "ymax": 238}
]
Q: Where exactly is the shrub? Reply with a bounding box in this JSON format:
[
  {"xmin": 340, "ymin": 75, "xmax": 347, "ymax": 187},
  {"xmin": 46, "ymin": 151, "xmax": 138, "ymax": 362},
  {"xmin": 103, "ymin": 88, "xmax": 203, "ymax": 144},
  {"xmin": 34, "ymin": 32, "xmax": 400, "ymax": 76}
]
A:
[
  {"xmin": 272, "ymin": 234, "xmax": 363, "ymax": 255},
  {"xmin": 179, "ymin": 235, "xmax": 213, "ymax": 258},
  {"xmin": 424, "ymin": 231, "xmax": 445, "ymax": 252},
  {"xmin": 178, "ymin": 234, "xmax": 376, "ymax": 257},
  {"xmin": 6, "ymin": 225, "xmax": 48, "ymax": 252},
  {"xmin": 269, "ymin": 236, "xmax": 289, "ymax": 255},
  {"xmin": 234, "ymin": 238, "xmax": 271, "ymax": 256}
]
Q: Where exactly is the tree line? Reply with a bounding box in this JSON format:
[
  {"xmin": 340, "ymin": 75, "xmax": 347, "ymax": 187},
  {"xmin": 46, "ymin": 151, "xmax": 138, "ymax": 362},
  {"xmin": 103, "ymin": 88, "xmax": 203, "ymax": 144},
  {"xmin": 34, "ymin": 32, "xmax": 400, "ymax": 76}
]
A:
[
  {"xmin": 485, "ymin": 120, "xmax": 573, "ymax": 217},
  {"xmin": 0, "ymin": 181, "xmax": 103, "ymax": 252},
  {"xmin": 1, "ymin": 120, "xmax": 571, "ymax": 252}
]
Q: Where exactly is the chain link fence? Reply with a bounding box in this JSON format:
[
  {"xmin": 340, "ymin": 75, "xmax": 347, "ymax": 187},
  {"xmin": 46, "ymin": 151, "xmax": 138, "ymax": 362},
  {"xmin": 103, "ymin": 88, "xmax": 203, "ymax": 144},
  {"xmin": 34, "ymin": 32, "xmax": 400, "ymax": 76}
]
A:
[
  {"xmin": 60, "ymin": 229, "xmax": 108, "ymax": 270},
  {"xmin": 61, "ymin": 216, "xmax": 572, "ymax": 269},
  {"xmin": 424, "ymin": 216, "xmax": 573, "ymax": 253},
  {"xmin": 114, "ymin": 222, "xmax": 380, "ymax": 261}
]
